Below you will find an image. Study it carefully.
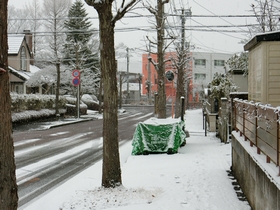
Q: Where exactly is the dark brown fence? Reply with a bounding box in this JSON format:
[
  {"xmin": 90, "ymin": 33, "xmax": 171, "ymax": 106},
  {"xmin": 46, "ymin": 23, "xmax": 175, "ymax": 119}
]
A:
[{"xmin": 234, "ymin": 99, "xmax": 280, "ymax": 175}]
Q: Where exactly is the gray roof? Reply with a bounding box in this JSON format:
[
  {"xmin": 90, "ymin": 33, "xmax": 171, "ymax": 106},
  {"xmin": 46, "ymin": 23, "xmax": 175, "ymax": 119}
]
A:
[
  {"xmin": 9, "ymin": 66, "xmax": 32, "ymax": 81},
  {"xmin": 244, "ymin": 30, "xmax": 280, "ymax": 51},
  {"xmin": 8, "ymin": 34, "xmax": 25, "ymax": 54}
]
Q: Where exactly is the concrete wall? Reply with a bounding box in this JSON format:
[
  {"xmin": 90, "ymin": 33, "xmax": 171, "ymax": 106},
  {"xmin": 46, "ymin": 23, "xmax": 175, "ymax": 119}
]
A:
[{"xmin": 232, "ymin": 133, "xmax": 280, "ymax": 210}]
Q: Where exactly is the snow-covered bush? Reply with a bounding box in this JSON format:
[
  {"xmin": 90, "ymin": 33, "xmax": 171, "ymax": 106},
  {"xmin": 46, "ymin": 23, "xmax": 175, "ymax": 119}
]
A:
[
  {"xmin": 208, "ymin": 73, "xmax": 237, "ymax": 100},
  {"xmin": 65, "ymin": 95, "xmax": 88, "ymax": 115},
  {"xmin": 11, "ymin": 93, "xmax": 66, "ymax": 112},
  {"xmin": 81, "ymin": 94, "xmax": 100, "ymax": 111},
  {"xmin": 66, "ymin": 103, "xmax": 87, "ymax": 115},
  {"xmin": 65, "ymin": 95, "xmax": 77, "ymax": 105},
  {"xmin": 26, "ymin": 65, "xmax": 75, "ymax": 95}
]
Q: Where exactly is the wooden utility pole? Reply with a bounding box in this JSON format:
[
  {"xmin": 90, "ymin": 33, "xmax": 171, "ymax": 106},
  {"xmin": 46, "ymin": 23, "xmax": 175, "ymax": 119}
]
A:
[
  {"xmin": 55, "ymin": 60, "xmax": 60, "ymax": 117},
  {"xmin": 126, "ymin": 47, "xmax": 130, "ymax": 103}
]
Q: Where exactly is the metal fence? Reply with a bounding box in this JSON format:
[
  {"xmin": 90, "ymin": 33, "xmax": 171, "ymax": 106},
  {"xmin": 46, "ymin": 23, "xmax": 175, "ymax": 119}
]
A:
[{"xmin": 234, "ymin": 99, "xmax": 280, "ymax": 175}]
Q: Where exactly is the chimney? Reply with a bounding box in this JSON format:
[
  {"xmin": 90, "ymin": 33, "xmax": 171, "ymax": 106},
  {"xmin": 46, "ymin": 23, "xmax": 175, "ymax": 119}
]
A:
[{"xmin": 23, "ymin": 30, "xmax": 34, "ymax": 65}]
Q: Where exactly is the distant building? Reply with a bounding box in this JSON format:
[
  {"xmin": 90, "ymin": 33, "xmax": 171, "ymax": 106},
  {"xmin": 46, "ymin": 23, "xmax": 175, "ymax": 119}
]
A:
[{"xmin": 116, "ymin": 71, "xmax": 142, "ymax": 103}]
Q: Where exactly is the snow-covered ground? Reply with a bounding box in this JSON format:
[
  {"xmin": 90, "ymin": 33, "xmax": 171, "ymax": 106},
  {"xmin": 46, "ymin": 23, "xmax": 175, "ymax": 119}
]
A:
[{"xmin": 21, "ymin": 109, "xmax": 251, "ymax": 210}]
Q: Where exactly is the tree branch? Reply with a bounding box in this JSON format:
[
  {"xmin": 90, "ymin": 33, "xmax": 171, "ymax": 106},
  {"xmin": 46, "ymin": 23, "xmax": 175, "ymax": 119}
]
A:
[
  {"xmin": 112, "ymin": 0, "xmax": 140, "ymax": 24},
  {"xmin": 148, "ymin": 57, "xmax": 159, "ymax": 71},
  {"xmin": 0, "ymin": 67, "xmax": 6, "ymax": 73}
]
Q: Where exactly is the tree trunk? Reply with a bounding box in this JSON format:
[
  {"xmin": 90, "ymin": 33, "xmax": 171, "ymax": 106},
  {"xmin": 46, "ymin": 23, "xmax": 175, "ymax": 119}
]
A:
[
  {"xmin": 0, "ymin": 0, "xmax": 18, "ymax": 208},
  {"xmin": 156, "ymin": 0, "xmax": 166, "ymax": 119},
  {"xmin": 97, "ymin": 5, "xmax": 122, "ymax": 188}
]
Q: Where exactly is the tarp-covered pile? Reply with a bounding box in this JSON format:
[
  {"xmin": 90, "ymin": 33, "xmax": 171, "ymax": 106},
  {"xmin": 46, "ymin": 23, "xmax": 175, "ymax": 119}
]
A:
[{"xmin": 132, "ymin": 118, "xmax": 186, "ymax": 155}]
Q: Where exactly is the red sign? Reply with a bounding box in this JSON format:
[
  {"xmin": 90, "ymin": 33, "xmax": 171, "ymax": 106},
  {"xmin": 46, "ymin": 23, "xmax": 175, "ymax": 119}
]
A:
[
  {"xmin": 72, "ymin": 77, "xmax": 80, "ymax": 86},
  {"xmin": 72, "ymin": 69, "xmax": 80, "ymax": 78}
]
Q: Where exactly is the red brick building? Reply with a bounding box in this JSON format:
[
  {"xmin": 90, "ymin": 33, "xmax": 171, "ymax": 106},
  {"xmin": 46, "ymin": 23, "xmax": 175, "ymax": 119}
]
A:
[{"xmin": 142, "ymin": 51, "xmax": 194, "ymax": 104}]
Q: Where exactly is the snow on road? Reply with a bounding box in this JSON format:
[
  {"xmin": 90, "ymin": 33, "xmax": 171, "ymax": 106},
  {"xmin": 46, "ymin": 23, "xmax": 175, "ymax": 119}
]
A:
[{"xmin": 22, "ymin": 109, "xmax": 251, "ymax": 210}]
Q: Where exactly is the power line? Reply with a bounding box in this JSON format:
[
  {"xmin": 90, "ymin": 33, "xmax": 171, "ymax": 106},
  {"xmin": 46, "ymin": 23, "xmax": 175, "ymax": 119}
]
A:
[
  {"xmin": 7, "ymin": 14, "xmax": 261, "ymax": 22},
  {"xmin": 192, "ymin": 0, "xmax": 249, "ymax": 33}
]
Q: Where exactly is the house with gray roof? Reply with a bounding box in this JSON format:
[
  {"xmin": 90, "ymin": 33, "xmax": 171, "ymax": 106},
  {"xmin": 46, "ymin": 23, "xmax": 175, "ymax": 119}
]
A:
[{"xmin": 8, "ymin": 31, "xmax": 41, "ymax": 94}]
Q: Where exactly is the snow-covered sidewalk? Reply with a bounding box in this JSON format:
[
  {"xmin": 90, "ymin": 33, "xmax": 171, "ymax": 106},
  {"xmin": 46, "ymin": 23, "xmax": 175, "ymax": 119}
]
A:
[{"xmin": 22, "ymin": 109, "xmax": 251, "ymax": 210}]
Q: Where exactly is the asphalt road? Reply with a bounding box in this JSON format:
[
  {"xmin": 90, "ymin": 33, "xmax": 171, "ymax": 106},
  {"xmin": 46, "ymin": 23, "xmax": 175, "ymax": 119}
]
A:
[{"xmin": 14, "ymin": 106, "xmax": 171, "ymax": 209}]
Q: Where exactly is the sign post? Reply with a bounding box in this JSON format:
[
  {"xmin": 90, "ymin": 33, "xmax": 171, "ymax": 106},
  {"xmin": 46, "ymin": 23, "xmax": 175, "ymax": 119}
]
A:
[{"xmin": 72, "ymin": 70, "xmax": 81, "ymax": 118}]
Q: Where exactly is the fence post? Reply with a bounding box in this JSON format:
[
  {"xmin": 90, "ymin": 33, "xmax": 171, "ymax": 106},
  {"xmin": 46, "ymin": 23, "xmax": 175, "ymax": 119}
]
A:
[
  {"xmin": 154, "ymin": 92, "xmax": 158, "ymax": 117},
  {"xmin": 205, "ymin": 114, "xmax": 207, "ymax": 136},
  {"xmin": 277, "ymin": 110, "xmax": 280, "ymax": 175},
  {"xmin": 181, "ymin": 96, "xmax": 185, "ymax": 121},
  {"xmin": 243, "ymin": 102, "xmax": 245, "ymax": 138},
  {"xmin": 256, "ymin": 105, "xmax": 261, "ymax": 154},
  {"xmin": 234, "ymin": 100, "xmax": 237, "ymax": 131}
]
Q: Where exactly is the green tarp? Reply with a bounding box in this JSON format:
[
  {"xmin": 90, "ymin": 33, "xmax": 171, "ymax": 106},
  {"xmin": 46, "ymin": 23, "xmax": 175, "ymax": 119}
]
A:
[{"xmin": 132, "ymin": 118, "xmax": 186, "ymax": 155}]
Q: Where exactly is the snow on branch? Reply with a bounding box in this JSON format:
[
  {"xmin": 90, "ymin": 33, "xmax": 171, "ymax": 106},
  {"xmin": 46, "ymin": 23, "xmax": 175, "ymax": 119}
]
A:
[
  {"xmin": 148, "ymin": 56, "xmax": 158, "ymax": 71},
  {"xmin": 0, "ymin": 67, "xmax": 6, "ymax": 73},
  {"xmin": 112, "ymin": 0, "xmax": 140, "ymax": 23}
]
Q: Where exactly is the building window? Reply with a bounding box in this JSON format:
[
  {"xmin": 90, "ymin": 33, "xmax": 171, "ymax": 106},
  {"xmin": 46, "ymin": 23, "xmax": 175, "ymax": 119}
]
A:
[
  {"xmin": 20, "ymin": 46, "xmax": 27, "ymax": 71},
  {"xmin": 194, "ymin": 59, "xmax": 206, "ymax": 66},
  {"xmin": 194, "ymin": 73, "xmax": 206, "ymax": 80},
  {"xmin": 214, "ymin": 60, "xmax": 225, "ymax": 67}
]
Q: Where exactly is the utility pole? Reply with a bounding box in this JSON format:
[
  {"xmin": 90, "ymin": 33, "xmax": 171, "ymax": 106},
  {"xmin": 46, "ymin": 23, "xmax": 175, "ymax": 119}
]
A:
[
  {"xmin": 126, "ymin": 47, "xmax": 130, "ymax": 103},
  {"xmin": 75, "ymin": 42, "xmax": 80, "ymax": 118},
  {"xmin": 55, "ymin": 60, "xmax": 60, "ymax": 118}
]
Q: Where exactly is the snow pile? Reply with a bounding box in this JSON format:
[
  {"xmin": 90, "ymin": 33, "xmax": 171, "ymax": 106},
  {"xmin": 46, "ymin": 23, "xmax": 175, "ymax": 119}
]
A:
[{"xmin": 23, "ymin": 109, "xmax": 251, "ymax": 210}]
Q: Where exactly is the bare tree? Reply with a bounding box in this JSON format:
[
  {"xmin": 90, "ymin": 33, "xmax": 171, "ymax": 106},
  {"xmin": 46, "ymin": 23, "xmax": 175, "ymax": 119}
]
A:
[
  {"xmin": 0, "ymin": 0, "xmax": 18, "ymax": 209},
  {"xmin": 84, "ymin": 0, "xmax": 140, "ymax": 188},
  {"xmin": 250, "ymin": 0, "xmax": 280, "ymax": 34},
  {"xmin": 43, "ymin": 0, "xmax": 71, "ymax": 60},
  {"xmin": 24, "ymin": 0, "xmax": 42, "ymax": 59},
  {"xmin": 42, "ymin": 0, "xmax": 72, "ymax": 116},
  {"xmin": 7, "ymin": 5, "xmax": 30, "ymax": 33},
  {"xmin": 145, "ymin": 0, "xmax": 170, "ymax": 119}
]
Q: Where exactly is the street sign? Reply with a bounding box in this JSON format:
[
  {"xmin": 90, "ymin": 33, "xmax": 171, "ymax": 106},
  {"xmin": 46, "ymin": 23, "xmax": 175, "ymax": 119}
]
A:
[
  {"xmin": 72, "ymin": 69, "xmax": 80, "ymax": 78},
  {"xmin": 72, "ymin": 77, "xmax": 80, "ymax": 86}
]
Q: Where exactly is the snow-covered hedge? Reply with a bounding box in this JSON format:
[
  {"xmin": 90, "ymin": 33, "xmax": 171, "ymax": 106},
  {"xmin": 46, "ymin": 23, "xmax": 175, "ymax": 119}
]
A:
[
  {"xmin": 81, "ymin": 94, "xmax": 100, "ymax": 111},
  {"xmin": 12, "ymin": 109, "xmax": 66, "ymax": 123},
  {"xmin": 65, "ymin": 95, "xmax": 88, "ymax": 115},
  {"xmin": 11, "ymin": 93, "xmax": 66, "ymax": 112}
]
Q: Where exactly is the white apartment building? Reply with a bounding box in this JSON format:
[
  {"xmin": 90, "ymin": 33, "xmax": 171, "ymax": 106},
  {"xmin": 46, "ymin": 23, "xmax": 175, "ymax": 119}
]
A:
[{"xmin": 191, "ymin": 51, "xmax": 233, "ymax": 99}]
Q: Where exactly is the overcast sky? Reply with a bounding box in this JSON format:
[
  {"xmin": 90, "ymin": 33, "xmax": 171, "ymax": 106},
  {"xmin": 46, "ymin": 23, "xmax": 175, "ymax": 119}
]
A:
[{"xmin": 8, "ymin": 0, "xmax": 256, "ymax": 58}]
